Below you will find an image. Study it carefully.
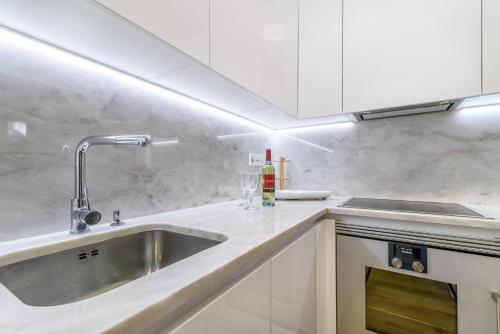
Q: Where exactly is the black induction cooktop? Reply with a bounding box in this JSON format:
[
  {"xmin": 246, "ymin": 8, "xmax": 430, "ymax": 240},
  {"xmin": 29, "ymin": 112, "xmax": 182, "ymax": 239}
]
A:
[{"xmin": 338, "ymin": 197, "xmax": 485, "ymax": 218}]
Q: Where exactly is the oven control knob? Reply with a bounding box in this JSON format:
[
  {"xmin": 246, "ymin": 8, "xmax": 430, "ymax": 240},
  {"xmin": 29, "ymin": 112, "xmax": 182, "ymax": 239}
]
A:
[
  {"xmin": 391, "ymin": 257, "xmax": 403, "ymax": 269},
  {"xmin": 412, "ymin": 261, "xmax": 425, "ymax": 273}
]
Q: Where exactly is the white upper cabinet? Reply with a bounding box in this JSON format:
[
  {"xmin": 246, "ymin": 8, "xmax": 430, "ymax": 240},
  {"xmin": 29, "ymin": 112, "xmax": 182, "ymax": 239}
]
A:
[
  {"xmin": 95, "ymin": 0, "xmax": 210, "ymax": 65},
  {"xmin": 343, "ymin": 0, "xmax": 481, "ymax": 113},
  {"xmin": 298, "ymin": 0, "xmax": 343, "ymax": 118},
  {"xmin": 210, "ymin": 0, "xmax": 299, "ymax": 117},
  {"xmin": 483, "ymin": 0, "xmax": 500, "ymax": 94},
  {"xmin": 271, "ymin": 227, "xmax": 317, "ymax": 334}
]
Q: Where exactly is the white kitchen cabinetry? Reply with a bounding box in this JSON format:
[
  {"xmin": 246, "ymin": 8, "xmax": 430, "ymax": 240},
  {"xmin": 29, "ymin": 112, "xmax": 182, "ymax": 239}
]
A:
[
  {"xmin": 95, "ymin": 0, "xmax": 210, "ymax": 65},
  {"xmin": 316, "ymin": 221, "xmax": 336, "ymax": 334},
  {"xmin": 483, "ymin": 0, "xmax": 500, "ymax": 94},
  {"xmin": 343, "ymin": 0, "xmax": 481, "ymax": 113},
  {"xmin": 210, "ymin": 0, "xmax": 299, "ymax": 117},
  {"xmin": 167, "ymin": 222, "xmax": 335, "ymax": 334},
  {"xmin": 271, "ymin": 226, "xmax": 318, "ymax": 334},
  {"xmin": 298, "ymin": 0, "xmax": 343, "ymax": 118},
  {"xmin": 170, "ymin": 261, "xmax": 271, "ymax": 334}
]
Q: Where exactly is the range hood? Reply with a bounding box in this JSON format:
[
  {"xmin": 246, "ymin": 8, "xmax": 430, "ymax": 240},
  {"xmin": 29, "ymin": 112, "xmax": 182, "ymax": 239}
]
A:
[{"xmin": 353, "ymin": 100, "xmax": 457, "ymax": 121}]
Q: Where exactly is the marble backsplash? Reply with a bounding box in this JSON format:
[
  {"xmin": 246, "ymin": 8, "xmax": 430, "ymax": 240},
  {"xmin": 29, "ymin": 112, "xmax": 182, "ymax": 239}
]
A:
[
  {"xmin": 3, "ymin": 33, "xmax": 500, "ymax": 242},
  {"xmin": 0, "ymin": 40, "xmax": 271, "ymax": 241},
  {"xmin": 274, "ymin": 107, "xmax": 500, "ymax": 206}
]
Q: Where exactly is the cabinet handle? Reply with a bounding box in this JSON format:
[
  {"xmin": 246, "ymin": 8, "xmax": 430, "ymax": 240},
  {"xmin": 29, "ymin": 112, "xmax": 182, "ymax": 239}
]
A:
[{"xmin": 492, "ymin": 292, "xmax": 500, "ymax": 334}]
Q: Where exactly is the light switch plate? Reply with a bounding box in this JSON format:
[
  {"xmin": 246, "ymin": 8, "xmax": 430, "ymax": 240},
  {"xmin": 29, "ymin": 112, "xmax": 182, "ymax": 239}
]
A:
[{"xmin": 248, "ymin": 153, "xmax": 265, "ymax": 166}]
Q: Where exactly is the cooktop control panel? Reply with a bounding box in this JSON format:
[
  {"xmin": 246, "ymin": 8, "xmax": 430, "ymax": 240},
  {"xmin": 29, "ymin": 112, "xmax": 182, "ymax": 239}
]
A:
[{"xmin": 388, "ymin": 242, "xmax": 428, "ymax": 273}]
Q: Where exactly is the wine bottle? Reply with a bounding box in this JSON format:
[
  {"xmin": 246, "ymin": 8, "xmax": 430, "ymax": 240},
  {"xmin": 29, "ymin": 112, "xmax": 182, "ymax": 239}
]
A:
[{"xmin": 262, "ymin": 148, "xmax": 275, "ymax": 207}]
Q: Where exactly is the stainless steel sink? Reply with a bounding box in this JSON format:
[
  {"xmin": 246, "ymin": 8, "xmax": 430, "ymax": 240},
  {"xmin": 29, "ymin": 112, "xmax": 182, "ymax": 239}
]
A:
[{"xmin": 0, "ymin": 230, "xmax": 223, "ymax": 306}]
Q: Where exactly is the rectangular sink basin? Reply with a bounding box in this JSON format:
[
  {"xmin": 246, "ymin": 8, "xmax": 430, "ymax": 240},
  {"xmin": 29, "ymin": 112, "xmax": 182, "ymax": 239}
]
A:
[{"xmin": 0, "ymin": 229, "xmax": 223, "ymax": 306}]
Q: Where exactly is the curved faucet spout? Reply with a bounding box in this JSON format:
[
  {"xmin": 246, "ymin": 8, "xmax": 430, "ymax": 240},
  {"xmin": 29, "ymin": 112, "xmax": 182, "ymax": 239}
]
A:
[
  {"xmin": 74, "ymin": 135, "xmax": 151, "ymax": 199},
  {"xmin": 71, "ymin": 135, "xmax": 152, "ymax": 234},
  {"xmin": 114, "ymin": 135, "xmax": 152, "ymax": 146}
]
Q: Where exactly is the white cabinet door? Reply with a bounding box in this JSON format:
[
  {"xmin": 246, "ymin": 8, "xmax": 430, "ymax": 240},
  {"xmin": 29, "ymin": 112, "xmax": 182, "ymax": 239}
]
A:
[
  {"xmin": 298, "ymin": 0, "xmax": 343, "ymax": 119},
  {"xmin": 483, "ymin": 0, "xmax": 500, "ymax": 94},
  {"xmin": 210, "ymin": 0, "xmax": 299, "ymax": 117},
  {"xmin": 95, "ymin": 0, "xmax": 210, "ymax": 65},
  {"xmin": 343, "ymin": 0, "xmax": 481, "ymax": 113},
  {"xmin": 271, "ymin": 227, "xmax": 317, "ymax": 334},
  {"xmin": 170, "ymin": 261, "xmax": 271, "ymax": 334},
  {"xmin": 316, "ymin": 220, "xmax": 337, "ymax": 334}
]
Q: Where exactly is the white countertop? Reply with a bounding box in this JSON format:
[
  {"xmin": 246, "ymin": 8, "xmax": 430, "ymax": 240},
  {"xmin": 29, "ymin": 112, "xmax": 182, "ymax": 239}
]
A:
[{"xmin": 2, "ymin": 197, "xmax": 500, "ymax": 333}]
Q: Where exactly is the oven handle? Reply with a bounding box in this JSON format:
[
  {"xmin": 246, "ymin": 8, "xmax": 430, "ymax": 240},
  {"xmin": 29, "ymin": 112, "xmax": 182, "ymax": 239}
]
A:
[{"xmin": 493, "ymin": 292, "xmax": 500, "ymax": 334}]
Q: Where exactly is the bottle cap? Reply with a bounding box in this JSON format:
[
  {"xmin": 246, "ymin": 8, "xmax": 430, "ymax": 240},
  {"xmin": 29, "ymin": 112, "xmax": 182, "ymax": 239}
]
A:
[{"xmin": 266, "ymin": 149, "xmax": 271, "ymax": 161}]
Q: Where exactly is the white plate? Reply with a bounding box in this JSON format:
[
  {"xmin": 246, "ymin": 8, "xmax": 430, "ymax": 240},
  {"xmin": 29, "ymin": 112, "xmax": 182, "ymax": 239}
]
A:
[{"xmin": 276, "ymin": 190, "xmax": 333, "ymax": 200}]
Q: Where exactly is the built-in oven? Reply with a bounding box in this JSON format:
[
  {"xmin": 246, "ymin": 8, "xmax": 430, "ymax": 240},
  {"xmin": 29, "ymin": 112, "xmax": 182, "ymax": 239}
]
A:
[{"xmin": 336, "ymin": 215, "xmax": 500, "ymax": 334}]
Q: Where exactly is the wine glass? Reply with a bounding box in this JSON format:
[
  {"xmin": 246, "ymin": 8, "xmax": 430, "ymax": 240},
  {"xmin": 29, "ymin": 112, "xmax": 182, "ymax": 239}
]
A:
[{"xmin": 240, "ymin": 172, "xmax": 261, "ymax": 210}]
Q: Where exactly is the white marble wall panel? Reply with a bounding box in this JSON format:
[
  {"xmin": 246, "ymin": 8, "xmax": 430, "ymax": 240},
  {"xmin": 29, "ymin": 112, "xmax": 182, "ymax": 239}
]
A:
[
  {"xmin": 0, "ymin": 42, "xmax": 270, "ymax": 241},
  {"xmin": 274, "ymin": 109, "xmax": 500, "ymax": 206},
  {"xmin": 2, "ymin": 36, "xmax": 500, "ymax": 242}
]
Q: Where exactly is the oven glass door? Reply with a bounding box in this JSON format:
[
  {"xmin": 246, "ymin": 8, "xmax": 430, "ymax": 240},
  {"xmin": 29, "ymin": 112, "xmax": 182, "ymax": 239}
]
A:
[{"xmin": 365, "ymin": 267, "xmax": 457, "ymax": 334}]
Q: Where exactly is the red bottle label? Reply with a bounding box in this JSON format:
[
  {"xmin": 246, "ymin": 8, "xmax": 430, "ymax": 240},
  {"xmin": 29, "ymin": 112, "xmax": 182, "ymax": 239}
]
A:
[{"xmin": 263, "ymin": 174, "xmax": 275, "ymax": 190}]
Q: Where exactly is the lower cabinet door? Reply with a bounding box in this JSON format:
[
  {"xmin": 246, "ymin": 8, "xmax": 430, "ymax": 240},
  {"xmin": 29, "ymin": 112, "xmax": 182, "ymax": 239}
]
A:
[
  {"xmin": 170, "ymin": 261, "xmax": 271, "ymax": 334},
  {"xmin": 271, "ymin": 227, "xmax": 317, "ymax": 334}
]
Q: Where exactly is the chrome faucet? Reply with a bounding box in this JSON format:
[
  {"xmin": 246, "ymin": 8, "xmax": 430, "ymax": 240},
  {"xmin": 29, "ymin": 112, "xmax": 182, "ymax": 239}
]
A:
[{"xmin": 70, "ymin": 135, "xmax": 152, "ymax": 234}]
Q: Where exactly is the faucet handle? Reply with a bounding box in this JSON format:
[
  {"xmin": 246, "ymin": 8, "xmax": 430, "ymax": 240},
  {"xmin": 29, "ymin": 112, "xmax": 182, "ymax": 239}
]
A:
[
  {"xmin": 111, "ymin": 209, "xmax": 124, "ymax": 227},
  {"xmin": 113, "ymin": 210, "xmax": 120, "ymax": 222}
]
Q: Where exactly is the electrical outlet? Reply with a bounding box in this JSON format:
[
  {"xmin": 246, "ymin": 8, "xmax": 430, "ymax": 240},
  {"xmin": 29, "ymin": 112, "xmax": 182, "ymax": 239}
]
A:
[{"xmin": 248, "ymin": 153, "xmax": 265, "ymax": 166}]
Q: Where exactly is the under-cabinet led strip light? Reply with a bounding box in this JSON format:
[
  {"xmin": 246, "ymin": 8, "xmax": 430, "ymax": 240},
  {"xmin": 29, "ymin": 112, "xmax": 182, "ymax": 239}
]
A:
[
  {"xmin": 279, "ymin": 134, "xmax": 334, "ymax": 153},
  {"xmin": 0, "ymin": 26, "xmax": 274, "ymax": 132},
  {"xmin": 0, "ymin": 25, "xmax": 353, "ymax": 142},
  {"xmin": 216, "ymin": 132, "xmax": 258, "ymax": 140},
  {"xmin": 275, "ymin": 121, "xmax": 354, "ymax": 134},
  {"xmin": 152, "ymin": 140, "xmax": 179, "ymax": 146},
  {"xmin": 457, "ymin": 104, "xmax": 500, "ymax": 115}
]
